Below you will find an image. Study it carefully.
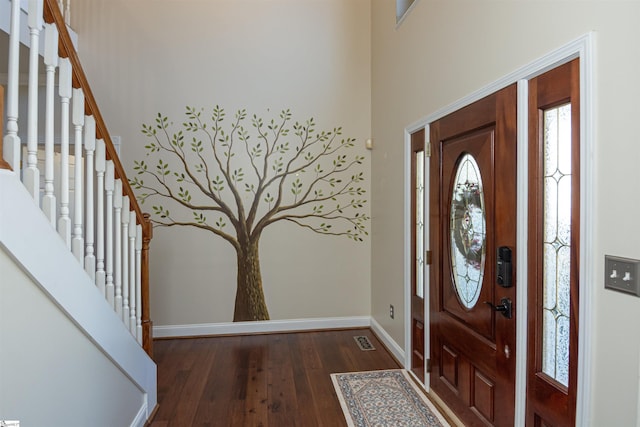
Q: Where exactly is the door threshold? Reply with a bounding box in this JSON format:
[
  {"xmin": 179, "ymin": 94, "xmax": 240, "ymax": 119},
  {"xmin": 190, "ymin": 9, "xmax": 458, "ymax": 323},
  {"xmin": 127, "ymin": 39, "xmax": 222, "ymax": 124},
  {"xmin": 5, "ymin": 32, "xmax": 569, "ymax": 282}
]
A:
[
  {"xmin": 405, "ymin": 370, "xmax": 466, "ymax": 427},
  {"xmin": 427, "ymin": 390, "xmax": 466, "ymax": 427}
]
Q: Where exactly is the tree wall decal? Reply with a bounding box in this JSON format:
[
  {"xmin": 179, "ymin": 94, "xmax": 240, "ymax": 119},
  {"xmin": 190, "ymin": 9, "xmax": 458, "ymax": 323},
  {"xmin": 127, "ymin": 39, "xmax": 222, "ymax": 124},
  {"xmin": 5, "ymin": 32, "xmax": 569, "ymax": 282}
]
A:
[{"xmin": 131, "ymin": 106, "xmax": 369, "ymax": 321}]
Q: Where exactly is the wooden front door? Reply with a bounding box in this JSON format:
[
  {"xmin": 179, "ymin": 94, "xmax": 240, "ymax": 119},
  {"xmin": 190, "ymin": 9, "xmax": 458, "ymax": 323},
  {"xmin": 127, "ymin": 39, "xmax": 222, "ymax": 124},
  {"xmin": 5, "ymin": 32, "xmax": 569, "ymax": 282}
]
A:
[{"xmin": 429, "ymin": 84, "xmax": 517, "ymax": 426}]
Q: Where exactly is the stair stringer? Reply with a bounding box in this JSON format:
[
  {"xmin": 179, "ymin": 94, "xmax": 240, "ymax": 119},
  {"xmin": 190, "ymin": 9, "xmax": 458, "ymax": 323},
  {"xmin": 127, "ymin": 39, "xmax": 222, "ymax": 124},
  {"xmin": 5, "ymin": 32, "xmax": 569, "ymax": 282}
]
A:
[{"xmin": 0, "ymin": 170, "xmax": 157, "ymax": 426}]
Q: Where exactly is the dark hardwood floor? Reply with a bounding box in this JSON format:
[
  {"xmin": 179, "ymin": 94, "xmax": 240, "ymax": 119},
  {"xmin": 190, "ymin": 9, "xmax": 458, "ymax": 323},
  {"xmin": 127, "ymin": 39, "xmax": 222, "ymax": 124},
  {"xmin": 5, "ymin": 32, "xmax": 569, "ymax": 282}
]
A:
[{"xmin": 149, "ymin": 328, "xmax": 401, "ymax": 427}]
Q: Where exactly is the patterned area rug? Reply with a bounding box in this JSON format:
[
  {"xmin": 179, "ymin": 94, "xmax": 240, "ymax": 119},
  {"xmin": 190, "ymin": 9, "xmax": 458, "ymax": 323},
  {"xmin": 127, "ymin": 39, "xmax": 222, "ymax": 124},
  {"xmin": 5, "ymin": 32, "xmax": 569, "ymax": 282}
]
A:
[{"xmin": 331, "ymin": 369, "xmax": 451, "ymax": 427}]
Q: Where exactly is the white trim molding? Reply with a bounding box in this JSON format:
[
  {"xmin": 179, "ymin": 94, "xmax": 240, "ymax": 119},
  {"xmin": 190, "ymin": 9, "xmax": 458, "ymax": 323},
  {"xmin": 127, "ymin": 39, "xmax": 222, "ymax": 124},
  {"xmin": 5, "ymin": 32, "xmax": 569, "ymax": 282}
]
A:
[
  {"xmin": 403, "ymin": 127, "xmax": 413, "ymax": 371},
  {"xmin": 153, "ymin": 316, "xmax": 371, "ymax": 338},
  {"xmin": 575, "ymin": 31, "xmax": 596, "ymax": 427},
  {"xmin": 130, "ymin": 396, "xmax": 149, "ymax": 427},
  {"xmin": 514, "ymin": 78, "xmax": 530, "ymax": 426},
  {"xmin": 371, "ymin": 317, "xmax": 406, "ymax": 364},
  {"xmin": 154, "ymin": 316, "xmax": 408, "ymax": 369}
]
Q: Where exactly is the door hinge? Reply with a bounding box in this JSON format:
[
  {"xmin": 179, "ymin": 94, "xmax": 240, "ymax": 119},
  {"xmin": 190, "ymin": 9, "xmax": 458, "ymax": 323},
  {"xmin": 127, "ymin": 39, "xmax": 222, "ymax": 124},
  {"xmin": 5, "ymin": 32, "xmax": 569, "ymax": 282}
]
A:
[
  {"xmin": 425, "ymin": 250, "xmax": 432, "ymax": 265},
  {"xmin": 425, "ymin": 142, "xmax": 432, "ymax": 157},
  {"xmin": 426, "ymin": 358, "xmax": 432, "ymax": 373}
]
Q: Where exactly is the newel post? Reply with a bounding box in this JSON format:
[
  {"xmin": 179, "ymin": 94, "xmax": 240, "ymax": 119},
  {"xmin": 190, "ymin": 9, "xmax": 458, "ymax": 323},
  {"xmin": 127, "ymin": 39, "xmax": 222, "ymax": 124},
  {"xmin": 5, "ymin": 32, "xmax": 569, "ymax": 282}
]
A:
[
  {"xmin": 0, "ymin": 86, "xmax": 10, "ymax": 170},
  {"xmin": 141, "ymin": 213, "xmax": 154, "ymax": 357}
]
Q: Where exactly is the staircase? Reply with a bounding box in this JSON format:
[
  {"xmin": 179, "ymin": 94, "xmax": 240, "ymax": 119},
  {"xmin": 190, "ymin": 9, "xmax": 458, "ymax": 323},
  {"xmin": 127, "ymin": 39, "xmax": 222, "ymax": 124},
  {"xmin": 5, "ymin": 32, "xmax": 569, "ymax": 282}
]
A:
[{"xmin": 1, "ymin": 1, "xmax": 156, "ymax": 425}]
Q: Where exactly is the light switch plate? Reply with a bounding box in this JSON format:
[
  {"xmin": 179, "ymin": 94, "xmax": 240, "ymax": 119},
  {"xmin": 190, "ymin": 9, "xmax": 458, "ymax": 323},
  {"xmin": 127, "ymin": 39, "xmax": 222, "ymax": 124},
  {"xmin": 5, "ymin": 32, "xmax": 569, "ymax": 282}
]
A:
[{"xmin": 604, "ymin": 255, "xmax": 640, "ymax": 296}]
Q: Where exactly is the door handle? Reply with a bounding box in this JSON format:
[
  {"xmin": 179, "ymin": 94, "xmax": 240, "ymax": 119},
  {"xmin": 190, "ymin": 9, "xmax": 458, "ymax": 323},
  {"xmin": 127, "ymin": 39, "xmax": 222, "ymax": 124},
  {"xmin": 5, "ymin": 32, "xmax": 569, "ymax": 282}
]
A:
[{"xmin": 484, "ymin": 297, "xmax": 512, "ymax": 319}]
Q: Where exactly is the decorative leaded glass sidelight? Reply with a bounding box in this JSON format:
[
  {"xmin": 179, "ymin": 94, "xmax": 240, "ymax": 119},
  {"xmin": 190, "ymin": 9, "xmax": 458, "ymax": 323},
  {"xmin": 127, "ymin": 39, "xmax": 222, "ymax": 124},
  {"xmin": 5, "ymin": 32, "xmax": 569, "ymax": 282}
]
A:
[
  {"xmin": 415, "ymin": 151, "xmax": 425, "ymax": 298},
  {"xmin": 541, "ymin": 104, "xmax": 572, "ymax": 387},
  {"xmin": 450, "ymin": 154, "xmax": 486, "ymax": 309}
]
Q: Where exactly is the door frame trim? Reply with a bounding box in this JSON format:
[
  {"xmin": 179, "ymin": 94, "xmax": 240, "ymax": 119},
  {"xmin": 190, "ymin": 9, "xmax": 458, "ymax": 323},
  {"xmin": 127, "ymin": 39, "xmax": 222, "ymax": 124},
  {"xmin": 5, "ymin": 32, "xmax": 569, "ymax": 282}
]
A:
[{"xmin": 403, "ymin": 32, "xmax": 595, "ymax": 426}]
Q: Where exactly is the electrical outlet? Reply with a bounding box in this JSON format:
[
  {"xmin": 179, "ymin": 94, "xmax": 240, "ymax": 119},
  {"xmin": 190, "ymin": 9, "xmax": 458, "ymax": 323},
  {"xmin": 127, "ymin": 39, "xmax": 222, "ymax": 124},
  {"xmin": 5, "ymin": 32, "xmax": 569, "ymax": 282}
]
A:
[
  {"xmin": 604, "ymin": 255, "xmax": 640, "ymax": 296},
  {"xmin": 389, "ymin": 304, "xmax": 394, "ymax": 319}
]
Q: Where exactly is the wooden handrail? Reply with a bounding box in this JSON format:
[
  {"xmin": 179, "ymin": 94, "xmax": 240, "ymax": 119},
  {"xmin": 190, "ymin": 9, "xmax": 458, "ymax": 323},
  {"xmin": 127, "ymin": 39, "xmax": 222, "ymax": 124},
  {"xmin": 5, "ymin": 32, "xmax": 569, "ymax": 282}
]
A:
[
  {"xmin": 42, "ymin": 0, "xmax": 153, "ymax": 356},
  {"xmin": 0, "ymin": 86, "xmax": 11, "ymax": 170}
]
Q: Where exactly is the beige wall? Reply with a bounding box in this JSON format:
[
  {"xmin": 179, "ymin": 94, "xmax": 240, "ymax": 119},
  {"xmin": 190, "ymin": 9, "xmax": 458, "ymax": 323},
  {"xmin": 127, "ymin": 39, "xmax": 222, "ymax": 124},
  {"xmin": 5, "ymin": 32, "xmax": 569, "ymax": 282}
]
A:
[
  {"xmin": 72, "ymin": 0, "xmax": 372, "ymax": 325},
  {"xmin": 371, "ymin": 0, "xmax": 640, "ymax": 425}
]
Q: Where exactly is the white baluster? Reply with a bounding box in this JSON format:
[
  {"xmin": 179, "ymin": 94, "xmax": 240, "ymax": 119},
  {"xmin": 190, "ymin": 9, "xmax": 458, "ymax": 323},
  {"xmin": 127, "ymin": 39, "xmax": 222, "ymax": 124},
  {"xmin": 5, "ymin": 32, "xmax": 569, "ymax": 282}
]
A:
[
  {"xmin": 58, "ymin": 58, "xmax": 72, "ymax": 247},
  {"xmin": 65, "ymin": 0, "xmax": 71, "ymax": 26},
  {"xmin": 105, "ymin": 161, "xmax": 115, "ymax": 307},
  {"xmin": 71, "ymin": 88, "xmax": 85, "ymax": 262},
  {"xmin": 129, "ymin": 211, "xmax": 137, "ymax": 336},
  {"xmin": 135, "ymin": 224, "xmax": 143, "ymax": 343},
  {"xmin": 114, "ymin": 180, "xmax": 123, "ymax": 316},
  {"xmin": 42, "ymin": 23, "xmax": 59, "ymax": 225},
  {"xmin": 121, "ymin": 196, "xmax": 130, "ymax": 328},
  {"xmin": 24, "ymin": 0, "xmax": 44, "ymax": 202},
  {"xmin": 95, "ymin": 139, "xmax": 106, "ymax": 296},
  {"xmin": 84, "ymin": 116, "xmax": 96, "ymax": 280},
  {"xmin": 3, "ymin": 0, "xmax": 22, "ymax": 171}
]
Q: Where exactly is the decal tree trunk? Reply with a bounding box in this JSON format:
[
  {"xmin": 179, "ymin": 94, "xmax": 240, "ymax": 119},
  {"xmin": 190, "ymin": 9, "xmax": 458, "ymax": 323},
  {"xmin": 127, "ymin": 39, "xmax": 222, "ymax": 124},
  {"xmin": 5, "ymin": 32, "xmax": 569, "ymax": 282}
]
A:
[{"xmin": 233, "ymin": 237, "xmax": 269, "ymax": 321}]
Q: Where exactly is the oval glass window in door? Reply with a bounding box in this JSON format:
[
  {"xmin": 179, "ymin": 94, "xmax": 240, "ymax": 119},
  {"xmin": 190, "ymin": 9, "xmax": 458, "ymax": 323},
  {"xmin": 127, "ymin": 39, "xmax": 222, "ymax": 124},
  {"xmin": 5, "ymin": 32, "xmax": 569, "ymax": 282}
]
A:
[{"xmin": 450, "ymin": 153, "xmax": 486, "ymax": 309}]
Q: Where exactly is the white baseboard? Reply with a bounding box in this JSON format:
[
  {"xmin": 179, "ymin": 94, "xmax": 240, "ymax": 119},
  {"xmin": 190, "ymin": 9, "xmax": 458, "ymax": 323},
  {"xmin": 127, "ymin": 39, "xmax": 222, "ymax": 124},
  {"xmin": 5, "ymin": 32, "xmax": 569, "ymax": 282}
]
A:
[
  {"xmin": 153, "ymin": 316, "xmax": 371, "ymax": 338},
  {"xmin": 370, "ymin": 317, "xmax": 406, "ymax": 366},
  {"xmin": 130, "ymin": 400, "xmax": 148, "ymax": 427},
  {"xmin": 154, "ymin": 316, "xmax": 407, "ymax": 371}
]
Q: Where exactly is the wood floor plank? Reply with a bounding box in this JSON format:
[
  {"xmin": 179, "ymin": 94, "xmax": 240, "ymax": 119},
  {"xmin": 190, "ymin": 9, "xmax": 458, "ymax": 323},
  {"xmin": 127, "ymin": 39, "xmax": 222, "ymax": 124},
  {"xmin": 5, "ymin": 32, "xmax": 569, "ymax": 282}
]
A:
[
  {"xmin": 193, "ymin": 336, "xmax": 242, "ymax": 426},
  {"xmin": 151, "ymin": 328, "xmax": 401, "ymax": 426},
  {"xmin": 306, "ymin": 331, "xmax": 350, "ymax": 426},
  {"xmin": 289, "ymin": 334, "xmax": 320, "ymax": 427},
  {"xmin": 154, "ymin": 339, "xmax": 196, "ymax": 422},
  {"xmin": 171, "ymin": 339, "xmax": 218, "ymax": 425},
  {"xmin": 244, "ymin": 335, "xmax": 269, "ymax": 426},
  {"xmin": 266, "ymin": 334, "xmax": 300, "ymax": 426}
]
